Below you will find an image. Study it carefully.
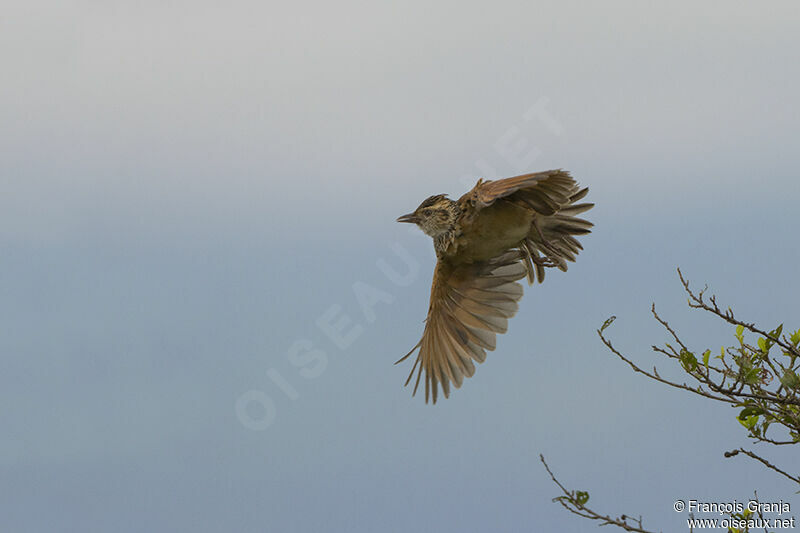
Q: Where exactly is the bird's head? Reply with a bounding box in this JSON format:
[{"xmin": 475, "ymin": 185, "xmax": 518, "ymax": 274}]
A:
[{"xmin": 397, "ymin": 194, "xmax": 458, "ymax": 238}]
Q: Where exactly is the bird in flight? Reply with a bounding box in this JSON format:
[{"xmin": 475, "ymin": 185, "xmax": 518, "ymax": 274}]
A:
[{"xmin": 395, "ymin": 170, "xmax": 593, "ymax": 403}]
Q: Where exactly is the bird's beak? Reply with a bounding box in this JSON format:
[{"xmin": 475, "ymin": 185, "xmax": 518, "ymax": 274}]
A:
[{"xmin": 396, "ymin": 212, "xmax": 419, "ymax": 224}]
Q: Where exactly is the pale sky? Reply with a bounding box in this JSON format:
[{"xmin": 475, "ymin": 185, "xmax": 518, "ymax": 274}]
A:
[{"xmin": 2, "ymin": 1, "xmax": 799, "ymax": 531}]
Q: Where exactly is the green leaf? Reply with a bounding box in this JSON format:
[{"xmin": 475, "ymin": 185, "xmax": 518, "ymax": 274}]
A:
[
  {"xmin": 771, "ymin": 324, "xmax": 783, "ymax": 339},
  {"xmin": 702, "ymin": 349, "xmax": 710, "ymax": 369},
  {"xmin": 790, "ymin": 329, "xmax": 800, "ymax": 347},
  {"xmin": 739, "ymin": 406, "xmax": 764, "ymax": 419},
  {"xmin": 600, "ymin": 316, "xmax": 616, "ymax": 332},
  {"xmin": 679, "ymin": 349, "xmax": 697, "ymax": 372},
  {"xmin": 743, "ymin": 367, "xmax": 761, "ymax": 385},
  {"xmin": 737, "ymin": 414, "xmax": 759, "ymax": 430},
  {"xmin": 758, "ymin": 337, "xmax": 767, "ymax": 353},
  {"xmin": 575, "ymin": 491, "xmax": 590, "ymax": 506},
  {"xmin": 735, "ymin": 324, "xmax": 744, "ymax": 342},
  {"xmin": 780, "ymin": 370, "xmax": 800, "ymax": 390}
]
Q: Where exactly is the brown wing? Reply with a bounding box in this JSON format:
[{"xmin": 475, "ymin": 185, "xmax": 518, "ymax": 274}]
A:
[
  {"xmin": 463, "ymin": 169, "xmax": 594, "ymax": 282},
  {"xmin": 463, "ymin": 169, "xmax": 577, "ymax": 212},
  {"xmin": 396, "ymin": 250, "xmax": 527, "ymax": 404}
]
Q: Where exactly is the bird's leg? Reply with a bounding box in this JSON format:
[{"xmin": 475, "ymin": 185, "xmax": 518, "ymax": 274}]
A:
[{"xmin": 529, "ymin": 253, "xmax": 559, "ymax": 268}]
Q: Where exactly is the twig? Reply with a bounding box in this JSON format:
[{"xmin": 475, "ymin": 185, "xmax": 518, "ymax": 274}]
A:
[
  {"xmin": 539, "ymin": 455, "xmax": 656, "ymax": 533},
  {"xmin": 678, "ymin": 268, "xmax": 798, "ymax": 356},
  {"xmin": 598, "ymin": 328, "xmax": 731, "ymax": 404},
  {"xmin": 724, "ymin": 448, "xmax": 800, "ymax": 485}
]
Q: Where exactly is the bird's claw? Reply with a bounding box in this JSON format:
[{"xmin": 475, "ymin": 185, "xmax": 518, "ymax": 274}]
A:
[{"xmin": 530, "ymin": 253, "xmax": 559, "ymax": 268}]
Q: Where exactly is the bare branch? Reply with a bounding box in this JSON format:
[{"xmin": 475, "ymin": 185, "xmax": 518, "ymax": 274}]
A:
[
  {"xmin": 540, "ymin": 455, "xmax": 657, "ymax": 533},
  {"xmin": 678, "ymin": 268, "xmax": 799, "ymax": 357},
  {"xmin": 724, "ymin": 448, "xmax": 800, "ymax": 485},
  {"xmin": 598, "ymin": 326, "xmax": 731, "ymax": 404}
]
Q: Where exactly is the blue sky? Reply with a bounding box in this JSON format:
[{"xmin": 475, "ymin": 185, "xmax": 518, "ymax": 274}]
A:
[{"xmin": 2, "ymin": 1, "xmax": 799, "ymax": 531}]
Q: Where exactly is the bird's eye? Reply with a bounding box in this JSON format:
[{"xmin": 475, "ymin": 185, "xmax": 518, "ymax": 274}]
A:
[{"xmin": 422, "ymin": 209, "xmax": 431, "ymax": 216}]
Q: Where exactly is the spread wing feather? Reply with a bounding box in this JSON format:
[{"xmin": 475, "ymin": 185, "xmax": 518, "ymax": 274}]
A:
[
  {"xmin": 464, "ymin": 170, "xmax": 594, "ymax": 283},
  {"xmin": 396, "ymin": 251, "xmax": 527, "ymax": 403}
]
